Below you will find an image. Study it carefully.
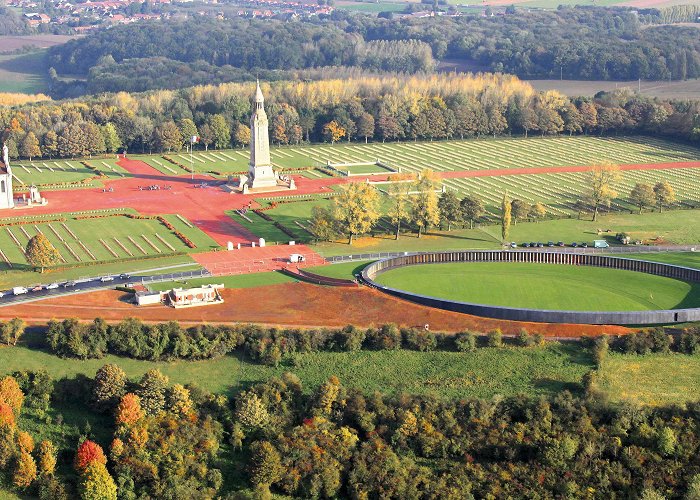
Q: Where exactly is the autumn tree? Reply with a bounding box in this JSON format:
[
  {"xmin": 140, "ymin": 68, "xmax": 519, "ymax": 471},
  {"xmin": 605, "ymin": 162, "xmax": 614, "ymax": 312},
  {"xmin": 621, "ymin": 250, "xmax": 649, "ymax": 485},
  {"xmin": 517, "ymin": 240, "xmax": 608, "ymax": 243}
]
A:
[
  {"xmin": 437, "ymin": 190, "xmax": 461, "ymax": 230},
  {"xmin": 13, "ymin": 450, "xmax": 37, "ymax": 488},
  {"xmin": 410, "ymin": 169, "xmax": 440, "ymax": 238},
  {"xmin": 135, "ymin": 369, "xmax": 168, "ymax": 416},
  {"xmin": 154, "ymin": 121, "xmax": 182, "ymax": 152},
  {"xmin": 530, "ymin": 201, "xmax": 547, "ymax": 222},
  {"xmin": 629, "ymin": 182, "xmax": 655, "ymax": 214},
  {"xmin": 0, "ymin": 376, "xmax": 24, "ymax": 416},
  {"xmin": 460, "ymin": 195, "xmax": 484, "ymax": 229},
  {"xmin": 36, "ymin": 440, "xmax": 57, "ymax": 476},
  {"xmin": 42, "ymin": 130, "xmax": 58, "ymax": 158},
  {"xmin": 233, "ymin": 123, "xmax": 251, "ymax": 148},
  {"xmin": 356, "ymin": 113, "xmax": 375, "ymax": 143},
  {"xmin": 92, "ymin": 364, "xmax": 127, "ymax": 412},
  {"xmin": 248, "ymin": 441, "xmax": 283, "ymax": 488},
  {"xmin": 20, "ymin": 132, "xmax": 41, "ymax": 160},
  {"xmin": 289, "ymin": 124, "xmax": 303, "ymax": 145},
  {"xmin": 235, "ymin": 391, "xmax": 269, "ymax": 430},
  {"xmin": 510, "ymin": 199, "xmax": 530, "ymax": 225},
  {"xmin": 333, "ymin": 182, "xmax": 380, "ymax": 244},
  {"xmin": 386, "ymin": 174, "xmax": 414, "ymax": 239},
  {"xmin": 166, "ymin": 384, "xmax": 193, "ymax": 417},
  {"xmin": 25, "ymin": 234, "xmax": 61, "ymax": 273},
  {"xmin": 1, "ymin": 318, "xmax": 25, "ymax": 346},
  {"xmin": 115, "ymin": 393, "xmax": 143, "ymax": 426},
  {"xmin": 653, "ymin": 181, "xmax": 676, "ymax": 212},
  {"xmin": 309, "ymin": 206, "xmax": 339, "ymax": 241},
  {"xmin": 501, "ymin": 192, "xmax": 511, "ymax": 243},
  {"xmin": 198, "ymin": 123, "xmax": 214, "ymax": 151},
  {"xmin": 78, "ymin": 462, "xmax": 117, "ymax": 500},
  {"xmin": 587, "ymin": 162, "xmax": 621, "ymax": 221},
  {"xmin": 323, "ymin": 120, "xmax": 345, "ymax": 144},
  {"xmin": 272, "ymin": 115, "xmax": 288, "ymax": 145}
]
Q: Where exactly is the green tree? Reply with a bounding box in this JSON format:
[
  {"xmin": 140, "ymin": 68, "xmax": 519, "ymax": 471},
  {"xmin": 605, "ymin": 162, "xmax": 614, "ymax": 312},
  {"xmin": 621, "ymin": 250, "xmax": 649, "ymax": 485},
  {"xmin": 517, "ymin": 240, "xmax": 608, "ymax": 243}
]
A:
[
  {"xmin": 1, "ymin": 318, "xmax": 25, "ymax": 346},
  {"xmin": 510, "ymin": 199, "xmax": 530, "ymax": 225},
  {"xmin": 25, "ymin": 234, "xmax": 61, "ymax": 273},
  {"xmin": 154, "ymin": 121, "xmax": 182, "ymax": 152},
  {"xmin": 78, "ymin": 462, "xmax": 117, "ymax": 500},
  {"xmin": 587, "ymin": 162, "xmax": 621, "ymax": 221},
  {"xmin": 235, "ymin": 391, "xmax": 269, "ymax": 429},
  {"xmin": 92, "ymin": 364, "xmax": 127, "ymax": 412},
  {"xmin": 386, "ymin": 175, "xmax": 414, "ymax": 240},
  {"xmin": 198, "ymin": 123, "xmax": 214, "ymax": 151},
  {"xmin": 249, "ymin": 441, "xmax": 283, "ymax": 488},
  {"xmin": 209, "ymin": 114, "xmax": 230, "ymax": 149},
  {"xmin": 309, "ymin": 206, "xmax": 339, "ymax": 242},
  {"xmin": 437, "ymin": 190, "xmax": 461, "ymax": 230},
  {"xmin": 356, "ymin": 113, "xmax": 375, "ymax": 143},
  {"xmin": 460, "ymin": 195, "xmax": 484, "ymax": 229},
  {"xmin": 410, "ymin": 169, "xmax": 440, "ymax": 238},
  {"xmin": 657, "ymin": 426, "xmax": 677, "ymax": 456},
  {"xmin": 19, "ymin": 132, "xmax": 41, "ymax": 161},
  {"xmin": 42, "ymin": 130, "xmax": 58, "ymax": 158},
  {"xmin": 653, "ymin": 181, "xmax": 676, "ymax": 212},
  {"xmin": 629, "ymin": 182, "xmax": 655, "ymax": 214},
  {"xmin": 135, "ymin": 369, "xmax": 168, "ymax": 416},
  {"xmin": 57, "ymin": 123, "xmax": 89, "ymax": 158},
  {"xmin": 177, "ymin": 119, "xmax": 198, "ymax": 151},
  {"xmin": 333, "ymin": 182, "xmax": 381, "ymax": 244},
  {"xmin": 501, "ymin": 192, "xmax": 511, "ymax": 243},
  {"xmin": 100, "ymin": 123, "xmax": 121, "ymax": 153}
]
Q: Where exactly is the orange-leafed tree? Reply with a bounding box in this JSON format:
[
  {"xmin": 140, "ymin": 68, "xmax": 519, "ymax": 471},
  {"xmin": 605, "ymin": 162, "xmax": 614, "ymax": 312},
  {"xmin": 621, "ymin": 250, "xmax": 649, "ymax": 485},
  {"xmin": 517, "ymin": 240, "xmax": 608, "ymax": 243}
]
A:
[
  {"xmin": 0, "ymin": 376, "xmax": 24, "ymax": 416},
  {"xmin": 0, "ymin": 402, "xmax": 15, "ymax": 428},
  {"xmin": 13, "ymin": 450, "xmax": 37, "ymax": 489},
  {"xmin": 37, "ymin": 440, "xmax": 58, "ymax": 476},
  {"xmin": 115, "ymin": 393, "xmax": 144, "ymax": 426}
]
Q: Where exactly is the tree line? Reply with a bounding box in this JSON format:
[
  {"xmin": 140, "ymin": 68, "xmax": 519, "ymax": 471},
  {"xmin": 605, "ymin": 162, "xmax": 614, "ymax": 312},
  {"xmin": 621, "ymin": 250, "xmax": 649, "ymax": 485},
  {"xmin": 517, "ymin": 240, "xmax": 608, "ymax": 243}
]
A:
[{"xmin": 2, "ymin": 73, "xmax": 699, "ymax": 163}]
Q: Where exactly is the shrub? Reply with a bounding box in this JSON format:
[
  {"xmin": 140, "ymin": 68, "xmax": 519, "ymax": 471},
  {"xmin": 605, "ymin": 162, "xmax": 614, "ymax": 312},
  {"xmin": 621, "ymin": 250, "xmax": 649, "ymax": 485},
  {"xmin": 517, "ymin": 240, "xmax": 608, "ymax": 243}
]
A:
[
  {"xmin": 337, "ymin": 325, "xmax": 365, "ymax": 352},
  {"xmin": 403, "ymin": 327, "xmax": 436, "ymax": 352},
  {"xmin": 516, "ymin": 329, "xmax": 533, "ymax": 347},
  {"xmin": 487, "ymin": 329, "xmax": 503, "ymax": 348},
  {"xmin": 679, "ymin": 327, "xmax": 700, "ymax": 354},
  {"xmin": 532, "ymin": 333, "xmax": 546, "ymax": 347},
  {"xmin": 454, "ymin": 331, "xmax": 476, "ymax": 352},
  {"xmin": 367, "ymin": 323, "xmax": 402, "ymax": 350}
]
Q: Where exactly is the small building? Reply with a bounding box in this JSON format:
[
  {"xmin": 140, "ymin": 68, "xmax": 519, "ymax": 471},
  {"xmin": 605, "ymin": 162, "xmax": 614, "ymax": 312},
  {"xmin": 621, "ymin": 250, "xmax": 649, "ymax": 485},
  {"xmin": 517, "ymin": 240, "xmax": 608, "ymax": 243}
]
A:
[{"xmin": 135, "ymin": 284, "xmax": 224, "ymax": 308}]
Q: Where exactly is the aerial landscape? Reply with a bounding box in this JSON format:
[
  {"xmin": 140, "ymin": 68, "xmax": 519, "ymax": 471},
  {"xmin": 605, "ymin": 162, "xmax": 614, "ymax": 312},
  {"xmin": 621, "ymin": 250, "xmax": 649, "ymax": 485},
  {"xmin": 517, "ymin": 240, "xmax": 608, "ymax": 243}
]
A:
[{"xmin": 1, "ymin": 0, "xmax": 700, "ymax": 498}]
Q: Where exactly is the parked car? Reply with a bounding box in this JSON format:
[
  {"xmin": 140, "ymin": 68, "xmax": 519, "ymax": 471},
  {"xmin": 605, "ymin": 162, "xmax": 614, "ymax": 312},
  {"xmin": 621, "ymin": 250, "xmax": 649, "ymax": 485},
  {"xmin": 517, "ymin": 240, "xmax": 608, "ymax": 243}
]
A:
[
  {"xmin": 510, "ymin": 242, "xmax": 517, "ymax": 248},
  {"xmin": 0, "ymin": 292, "xmax": 5, "ymax": 298},
  {"xmin": 30, "ymin": 285, "xmax": 43, "ymax": 292},
  {"xmin": 12, "ymin": 287, "xmax": 28, "ymax": 295},
  {"xmin": 46, "ymin": 283, "xmax": 59, "ymax": 290},
  {"xmin": 100, "ymin": 276, "xmax": 115, "ymax": 282},
  {"xmin": 557, "ymin": 241, "xmax": 565, "ymax": 247},
  {"xmin": 63, "ymin": 281, "xmax": 76, "ymax": 288},
  {"xmin": 119, "ymin": 273, "xmax": 131, "ymax": 280},
  {"xmin": 522, "ymin": 242, "xmax": 530, "ymax": 248},
  {"xmin": 570, "ymin": 242, "xmax": 578, "ymax": 248},
  {"xmin": 536, "ymin": 242, "xmax": 544, "ymax": 248},
  {"xmin": 581, "ymin": 242, "xmax": 588, "ymax": 248},
  {"xmin": 547, "ymin": 241, "xmax": 554, "ymax": 247}
]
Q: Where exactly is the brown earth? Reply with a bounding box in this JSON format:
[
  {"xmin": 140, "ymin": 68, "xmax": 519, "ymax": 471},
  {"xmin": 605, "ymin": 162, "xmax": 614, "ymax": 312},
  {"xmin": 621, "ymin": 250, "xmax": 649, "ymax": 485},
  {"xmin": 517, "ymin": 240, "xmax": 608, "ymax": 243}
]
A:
[{"xmin": 0, "ymin": 283, "xmax": 633, "ymax": 337}]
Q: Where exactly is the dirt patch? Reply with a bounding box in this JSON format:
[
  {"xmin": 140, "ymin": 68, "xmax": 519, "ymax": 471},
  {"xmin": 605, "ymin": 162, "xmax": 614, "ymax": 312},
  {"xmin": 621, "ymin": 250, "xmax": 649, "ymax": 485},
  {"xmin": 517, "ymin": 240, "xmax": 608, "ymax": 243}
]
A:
[{"xmin": 0, "ymin": 283, "xmax": 633, "ymax": 337}]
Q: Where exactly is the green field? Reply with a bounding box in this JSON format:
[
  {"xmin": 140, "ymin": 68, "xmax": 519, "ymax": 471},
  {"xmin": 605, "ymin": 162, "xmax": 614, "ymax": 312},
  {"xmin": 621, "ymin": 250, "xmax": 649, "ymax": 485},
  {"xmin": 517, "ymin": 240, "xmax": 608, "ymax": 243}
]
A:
[
  {"xmin": 10, "ymin": 158, "xmax": 128, "ymax": 189},
  {"xmin": 597, "ymin": 353, "xmax": 700, "ymax": 406},
  {"xmin": 374, "ymin": 262, "xmax": 700, "ymax": 311},
  {"xmin": 0, "ymin": 51, "xmax": 47, "ymax": 94},
  {"xmin": 148, "ymin": 270, "xmax": 297, "ymax": 292},
  {"xmin": 0, "ymin": 341, "xmax": 591, "ymax": 399}
]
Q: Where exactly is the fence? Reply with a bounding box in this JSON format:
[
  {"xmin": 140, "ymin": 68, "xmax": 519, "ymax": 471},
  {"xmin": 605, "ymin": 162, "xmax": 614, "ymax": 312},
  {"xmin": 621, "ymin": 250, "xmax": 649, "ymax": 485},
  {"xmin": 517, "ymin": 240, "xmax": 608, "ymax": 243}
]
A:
[{"xmin": 360, "ymin": 250, "xmax": 700, "ymax": 325}]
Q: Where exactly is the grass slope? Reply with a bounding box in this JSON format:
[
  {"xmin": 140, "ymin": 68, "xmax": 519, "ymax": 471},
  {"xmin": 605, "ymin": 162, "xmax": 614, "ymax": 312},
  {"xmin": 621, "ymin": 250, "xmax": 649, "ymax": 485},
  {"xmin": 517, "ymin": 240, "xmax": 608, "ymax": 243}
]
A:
[
  {"xmin": 0, "ymin": 342, "xmax": 591, "ymax": 399},
  {"xmin": 375, "ymin": 262, "xmax": 700, "ymax": 311}
]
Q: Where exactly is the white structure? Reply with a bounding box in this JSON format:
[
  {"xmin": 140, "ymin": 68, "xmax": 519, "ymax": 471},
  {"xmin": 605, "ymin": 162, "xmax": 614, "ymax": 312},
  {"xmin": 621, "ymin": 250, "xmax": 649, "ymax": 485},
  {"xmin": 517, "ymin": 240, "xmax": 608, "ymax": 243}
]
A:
[
  {"xmin": 0, "ymin": 143, "xmax": 15, "ymax": 209},
  {"xmin": 246, "ymin": 81, "xmax": 278, "ymax": 189}
]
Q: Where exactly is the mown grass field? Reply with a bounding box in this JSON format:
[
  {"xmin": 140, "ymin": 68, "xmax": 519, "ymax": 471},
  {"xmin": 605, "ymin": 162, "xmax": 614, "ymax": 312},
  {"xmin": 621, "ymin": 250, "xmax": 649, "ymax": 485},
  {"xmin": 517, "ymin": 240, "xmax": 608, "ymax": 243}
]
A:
[
  {"xmin": 375, "ymin": 262, "xmax": 700, "ymax": 311},
  {"xmin": 148, "ymin": 270, "xmax": 296, "ymax": 292},
  {"xmin": 0, "ymin": 341, "xmax": 592, "ymax": 399},
  {"xmin": 597, "ymin": 353, "xmax": 700, "ymax": 406},
  {"xmin": 0, "ymin": 51, "xmax": 47, "ymax": 94},
  {"xmin": 10, "ymin": 157, "xmax": 127, "ymax": 189}
]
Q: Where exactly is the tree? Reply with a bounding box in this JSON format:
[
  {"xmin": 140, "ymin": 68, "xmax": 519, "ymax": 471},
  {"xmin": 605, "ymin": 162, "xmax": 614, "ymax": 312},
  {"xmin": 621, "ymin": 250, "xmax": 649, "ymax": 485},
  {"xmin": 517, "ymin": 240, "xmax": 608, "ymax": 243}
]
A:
[
  {"xmin": 0, "ymin": 376, "xmax": 24, "ymax": 416},
  {"xmin": 356, "ymin": 113, "xmax": 375, "ymax": 143},
  {"xmin": 333, "ymin": 182, "xmax": 381, "ymax": 244},
  {"xmin": 20, "ymin": 132, "xmax": 41, "ymax": 160},
  {"xmin": 209, "ymin": 114, "xmax": 230, "ymax": 149},
  {"xmin": 386, "ymin": 175, "xmax": 413, "ymax": 240},
  {"xmin": 289, "ymin": 124, "xmax": 303, "ymax": 145},
  {"xmin": 154, "ymin": 121, "xmax": 182, "ymax": 152},
  {"xmin": 25, "ymin": 234, "xmax": 61, "ymax": 273},
  {"xmin": 42, "ymin": 130, "xmax": 58, "ymax": 158},
  {"xmin": 74, "ymin": 440, "xmax": 107, "ymax": 473},
  {"xmin": 235, "ymin": 392, "xmax": 269, "ymax": 429},
  {"xmin": 460, "ymin": 195, "xmax": 484, "ymax": 229},
  {"xmin": 654, "ymin": 181, "xmax": 676, "ymax": 212},
  {"xmin": 501, "ymin": 192, "xmax": 511, "ymax": 243},
  {"xmin": 323, "ymin": 120, "xmax": 345, "ymax": 144},
  {"xmin": 309, "ymin": 206, "xmax": 339, "ymax": 241},
  {"xmin": 115, "ymin": 393, "xmax": 143, "ymax": 426},
  {"xmin": 510, "ymin": 199, "xmax": 530, "ymax": 225},
  {"xmin": 36, "ymin": 440, "xmax": 57, "ymax": 477},
  {"xmin": 13, "ymin": 450, "xmax": 37, "ymax": 488},
  {"xmin": 530, "ymin": 201, "xmax": 547, "ymax": 222},
  {"xmin": 81, "ymin": 122, "xmax": 106, "ymax": 157},
  {"xmin": 93, "ymin": 364, "xmax": 127, "ymax": 412},
  {"xmin": 411, "ymin": 169, "xmax": 440, "ymax": 238},
  {"xmin": 629, "ymin": 182, "xmax": 655, "ymax": 214},
  {"xmin": 135, "ymin": 369, "xmax": 168, "ymax": 416},
  {"xmin": 1, "ymin": 318, "xmax": 25, "ymax": 346},
  {"xmin": 78, "ymin": 462, "xmax": 117, "ymax": 500},
  {"xmin": 167, "ymin": 384, "xmax": 193, "ymax": 417},
  {"xmin": 587, "ymin": 162, "xmax": 621, "ymax": 221},
  {"xmin": 272, "ymin": 115, "xmax": 287, "ymax": 145},
  {"xmin": 233, "ymin": 123, "xmax": 251, "ymax": 148},
  {"xmin": 437, "ymin": 190, "xmax": 461, "ymax": 230},
  {"xmin": 198, "ymin": 123, "xmax": 214, "ymax": 151},
  {"xmin": 177, "ymin": 119, "xmax": 198, "ymax": 150},
  {"xmin": 57, "ymin": 123, "xmax": 89, "ymax": 158},
  {"xmin": 249, "ymin": 441, "xmax": 283, "ymax": 488},
  {"xmin": 101, "ymin": 124, "xmax": 121, "ymax": 153}
]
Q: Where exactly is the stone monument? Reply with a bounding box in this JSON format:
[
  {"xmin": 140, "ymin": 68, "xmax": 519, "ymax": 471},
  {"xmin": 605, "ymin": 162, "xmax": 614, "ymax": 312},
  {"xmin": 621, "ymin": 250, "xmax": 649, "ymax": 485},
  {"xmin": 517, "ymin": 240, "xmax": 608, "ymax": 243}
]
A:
[{"xmin": 0, "ymin": 143, "xmax": 15, "ymax": 209}]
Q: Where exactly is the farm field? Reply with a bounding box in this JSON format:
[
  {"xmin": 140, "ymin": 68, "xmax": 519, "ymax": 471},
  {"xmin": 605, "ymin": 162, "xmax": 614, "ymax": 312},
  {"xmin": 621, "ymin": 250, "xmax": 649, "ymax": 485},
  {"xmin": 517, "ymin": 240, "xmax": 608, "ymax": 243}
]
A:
[
  {"xmin": 0, "ymin": 210, "xmax": 216, "ymax": 286},
  {"xmin": 9, "ymin": 157, "xmax": 128, "ymax": 189},
  {"xmin": 597, "ymin": 352, "xmax": 700, "ymax": 406},
  {"xmin": 527, "ymin": 78, "xmax": 700, "ymax": 100},
  {"xmin": 0, "ymin": 51, "xmax": 48, "ymax": 94},
  {"xmin": 0, "ymin": 341, "xmax": 592, "ymax": 399},
  {"xmin": 374, "ymin": 262, "xmax": 700, "ymax": 311}
]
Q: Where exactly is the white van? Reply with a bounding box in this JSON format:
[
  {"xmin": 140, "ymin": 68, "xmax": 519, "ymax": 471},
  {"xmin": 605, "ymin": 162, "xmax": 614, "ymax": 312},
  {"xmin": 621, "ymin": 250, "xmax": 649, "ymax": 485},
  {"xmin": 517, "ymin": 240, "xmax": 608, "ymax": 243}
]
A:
[
  {"xmin": 593, "ymin": 240, "xmax": 609, "ymax": 248},
  {"xmin": 12, "ymin": 287, "xmax": 28, "ymax": 295},
  {"xmin": 289, "ymin": 254, "xmax": 306, "ymax": 263}
]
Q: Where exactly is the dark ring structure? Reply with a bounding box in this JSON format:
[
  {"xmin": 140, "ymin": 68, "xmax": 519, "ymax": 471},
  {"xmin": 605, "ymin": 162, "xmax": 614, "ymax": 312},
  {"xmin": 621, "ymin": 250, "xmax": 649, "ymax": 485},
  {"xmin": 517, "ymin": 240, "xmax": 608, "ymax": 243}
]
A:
[{"xmin": 361, "ymin": 251, "xmax": 700, "ymax": 325}]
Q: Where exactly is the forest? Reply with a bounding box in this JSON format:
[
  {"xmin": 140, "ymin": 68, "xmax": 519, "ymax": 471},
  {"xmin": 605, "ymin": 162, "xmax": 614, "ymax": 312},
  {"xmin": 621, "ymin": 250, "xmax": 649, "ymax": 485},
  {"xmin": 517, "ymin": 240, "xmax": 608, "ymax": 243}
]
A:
[
  {"xmin": 1, "ymin": 319, "xmax": 700, "ymax": 498},
  {"xmin": 1, "ymin": 73, "xmax": 698, "ymax": 162},
  {"xmin": 45, "ymin": 7, "xmax": 700, "ymax": 97}
]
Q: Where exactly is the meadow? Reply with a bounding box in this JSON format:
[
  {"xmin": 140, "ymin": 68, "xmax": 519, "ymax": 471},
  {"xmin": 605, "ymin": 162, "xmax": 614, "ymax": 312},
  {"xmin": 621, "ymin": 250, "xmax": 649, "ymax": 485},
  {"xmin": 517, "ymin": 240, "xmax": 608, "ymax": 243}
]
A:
[
  {"xmin": 0, "ymin": 51, "xmax": 47, "ymax": 94},
  {"xmin": 9, "ymin": 158, "xmax": 127, "ymax": 189},
  {"xmin": 374, "ymin": 262, "xmax": 700, "ymax": 311}
]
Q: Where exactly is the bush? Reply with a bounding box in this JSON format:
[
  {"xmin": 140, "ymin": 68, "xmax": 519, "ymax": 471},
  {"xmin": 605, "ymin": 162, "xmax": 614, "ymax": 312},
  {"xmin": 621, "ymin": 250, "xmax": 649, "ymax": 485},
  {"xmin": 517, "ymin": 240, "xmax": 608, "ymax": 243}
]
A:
[
  {"xmin": 367, "ymin": 323, "xmax": 401, "ymax": 350},
  {"xmin": 516, "ymin": 329, "xmax": 532, "ymax": 347},
  {"xmin": 454, "ymin": 331, "xmax": 476, "ymax": 352},
  {"xmin": 533, "ymin": 333, "xmax": 545, "ymax": 347},
  {"xmin": 403, "ymin": 328, "xmax": 436, "ymax": 352},
  {"xmin": 679, "ymin": 327, "xmax": 700, "ymax": 354},
  {"xmin": 337, "ymin": 325, "xmax": 365, "ymax": 352},
  {"xmin": 487, "ymin": 329, "xmax": 503, "ymax": 348}
]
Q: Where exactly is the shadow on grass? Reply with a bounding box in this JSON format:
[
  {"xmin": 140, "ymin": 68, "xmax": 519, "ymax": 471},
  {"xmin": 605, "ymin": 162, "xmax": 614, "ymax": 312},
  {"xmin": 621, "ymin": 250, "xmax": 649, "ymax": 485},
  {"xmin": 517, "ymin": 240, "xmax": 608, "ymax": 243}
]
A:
[{"xmin": 674, "ymin": 282, "xmax": 700, "ymax": 310}]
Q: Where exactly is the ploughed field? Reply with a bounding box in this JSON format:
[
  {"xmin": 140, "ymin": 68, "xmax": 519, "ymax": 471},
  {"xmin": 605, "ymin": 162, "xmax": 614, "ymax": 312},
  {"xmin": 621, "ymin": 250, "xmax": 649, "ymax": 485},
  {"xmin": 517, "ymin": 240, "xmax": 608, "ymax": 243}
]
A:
[{"xmin": 374, "ymin": 262, "xmax": 700, "ymax": 311}]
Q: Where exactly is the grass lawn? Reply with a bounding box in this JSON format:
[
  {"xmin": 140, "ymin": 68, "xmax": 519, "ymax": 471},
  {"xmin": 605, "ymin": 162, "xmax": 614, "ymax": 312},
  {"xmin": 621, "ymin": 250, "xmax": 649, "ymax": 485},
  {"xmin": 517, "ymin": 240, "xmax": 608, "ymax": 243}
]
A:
[
  {"xmin": 10, "ymin": 158, "xmax": 128, "ymax": 189},
  {"xmin": 0, "ymin": 341, "xmax": 592, "ymax": 399},
  {"xmin": 375, "ymin": 262, "xmax": 700, "ymax": 311},
  {"xmin": 0, "ymin": 51, "xmax": 47, "ymax": 94},
  {"xmin": 148, "ymin": 270, "xmax": 296, "ymax": 292},
  {"xmin": 597, "ymin": 353, "xmax": 700, "ymax": 406},
  {"xmin": 306, "ymin": 260, "xmax": 373, "ymax": 279},
  {"xmin": 621, "ymin": 252, "xmax": 700, "ymax": 270}
]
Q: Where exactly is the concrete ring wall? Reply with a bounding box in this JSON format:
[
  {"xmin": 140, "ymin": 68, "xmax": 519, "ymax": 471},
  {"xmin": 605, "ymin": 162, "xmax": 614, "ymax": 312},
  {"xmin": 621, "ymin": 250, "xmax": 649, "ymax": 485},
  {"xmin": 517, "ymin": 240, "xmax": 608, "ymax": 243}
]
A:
[{"xmin": 360, "ymin": 251, "xmax": 700, "ymax": 325}]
